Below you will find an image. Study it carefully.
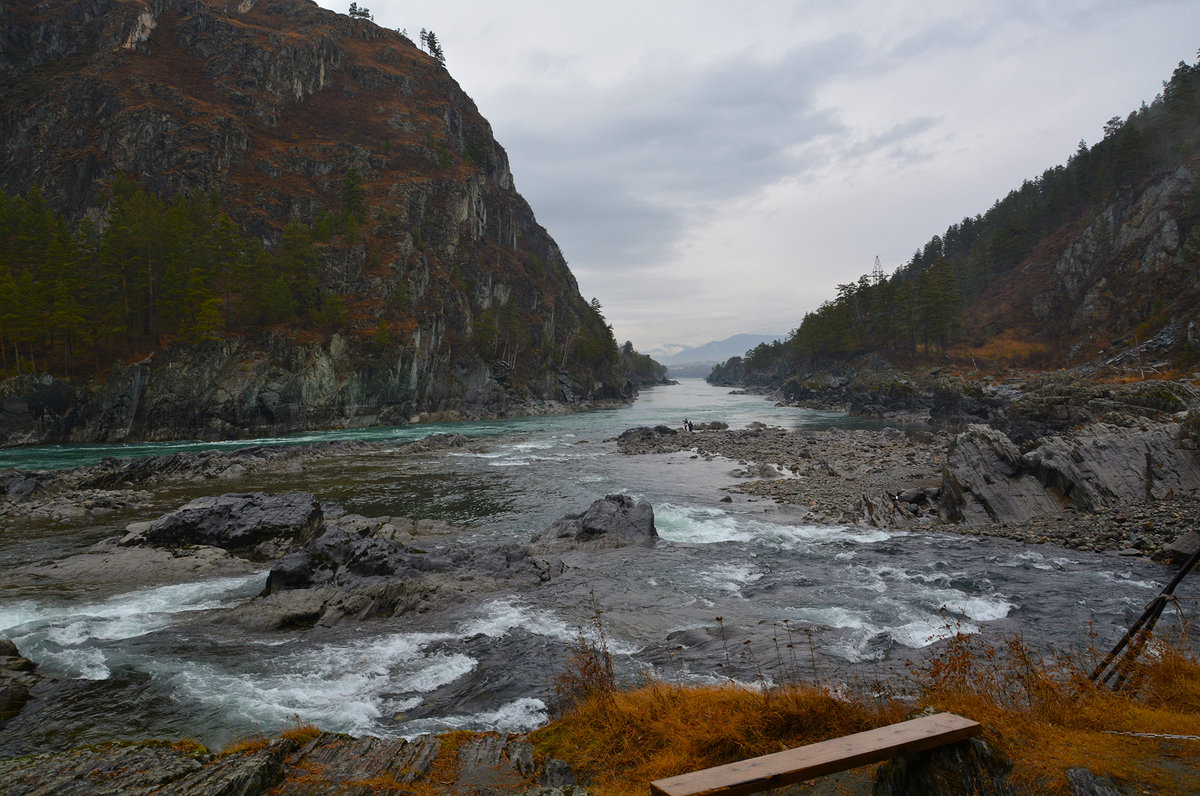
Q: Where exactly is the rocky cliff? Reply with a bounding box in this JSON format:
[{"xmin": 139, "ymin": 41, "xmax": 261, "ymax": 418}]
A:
[{"xmin": 0, "ymin": 0, "xmax": 634, "ymax": 444}]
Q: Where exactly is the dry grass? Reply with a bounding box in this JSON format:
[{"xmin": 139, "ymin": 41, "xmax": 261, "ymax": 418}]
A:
[
  {"xmin": 279, "ymin": 720, "xmax": 322, "ymax": 746},
  {"xmin": 953, "ymin": 329, "xmax": 1050, "ymax": 363},
  {"xmin": 912, "ymin": 632, "xmax": 1200, "ymax": 794},
  {"xmin": 530, "ymin": 622, "xmax": 1200, "ymax": 795},
  {"xmin": 532, "ymin": 680, "xmax": 904, "ymax": 794},
  {"xmin": 220, "ymin": 734, "xmax": 270, "ymax": 755}
]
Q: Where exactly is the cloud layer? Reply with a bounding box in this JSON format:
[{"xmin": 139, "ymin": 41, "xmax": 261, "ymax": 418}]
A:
[{"xmin": 324, "ymin": 0, "xmax": 1200, "ymax": 352}]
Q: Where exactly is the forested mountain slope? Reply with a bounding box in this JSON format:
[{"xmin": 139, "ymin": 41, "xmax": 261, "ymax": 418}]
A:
[
  {"xmin": 0, "ymin": 0, "xmax": 636, "ymax": 444},
  {"xmin": 712, "ymin": 54, "xmax": 1200, "ymax": 388}
]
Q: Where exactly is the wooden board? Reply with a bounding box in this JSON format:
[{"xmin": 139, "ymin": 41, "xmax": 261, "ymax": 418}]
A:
[{"xmin": 649, "ymin": 712, "xmax": 981, "ymax": 796}]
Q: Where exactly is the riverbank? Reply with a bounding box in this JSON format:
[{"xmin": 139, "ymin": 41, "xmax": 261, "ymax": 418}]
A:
[
  {"xmin": 617, "ymin": 373, "xmax": 1200, "ymax": 560},
  {"xmin": 1, "ymin": 378, "xmax": 1198, "ymax": 794}
]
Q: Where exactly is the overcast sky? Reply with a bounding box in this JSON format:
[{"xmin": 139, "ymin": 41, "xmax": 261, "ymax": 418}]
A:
[{"xmin": 316, "ymin": 0, "xmax": 1199, "ymax": 355}]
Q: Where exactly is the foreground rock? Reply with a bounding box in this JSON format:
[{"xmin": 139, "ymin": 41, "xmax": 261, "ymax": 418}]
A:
[
  {"xmin": 239, "ymin": 495, "xmax": 654, "ymax": 629},
  {"xmin": 0, "ymin": 730, "xmax": 580, "ymax": 795},
  {"xmin": 239, "ymin": 508, "xmax": 551, "ymax": 630},
  {"xmin": 0, "ymin": 542, "xmax": 259, "ymax": 590},
  {"xmin": 0, "ymin": 491, "xmax": 325, "ymax": 592}
]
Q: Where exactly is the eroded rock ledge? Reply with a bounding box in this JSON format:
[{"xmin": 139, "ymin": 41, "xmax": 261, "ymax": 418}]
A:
[{"xmin": 0, "ymin": 730, "xmax": 583, "ymax": 796}]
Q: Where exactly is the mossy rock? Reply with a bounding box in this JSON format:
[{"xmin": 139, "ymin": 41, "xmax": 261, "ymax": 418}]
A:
[{"xmin": 1113, "ymin": 380, "xmax": 1199, "ymax": 413}]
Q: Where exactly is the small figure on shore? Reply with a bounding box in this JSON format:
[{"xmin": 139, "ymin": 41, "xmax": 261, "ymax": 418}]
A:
[{"xmin": 684, "ymin": 418, "xmax": 694, "ymax": 432}]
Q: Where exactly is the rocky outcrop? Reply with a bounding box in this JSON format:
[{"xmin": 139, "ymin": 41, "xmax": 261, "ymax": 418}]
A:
[
  {"xmin": 529, "ymin": 494, "xmax": 657, "ymax": 552},
  {"xmin": 0, "ymin": 730, "xmax": 580, "ymax": 795},
  {"xmin": 0, "ymin": 0, "xmax": 634, "ymax": 446},
  {"xmin": 0, "ymin": 640, "xmax": 40, "ymax": 730},
  {"xmin": 939, "ymin": 421, "xmax": 1200, "ymax": 525},
  {"xmin": 0, "ymin": 376, "xmax": 87, "ymax": 448},
  {"xmin": 240, "ymin": 508, "xmax": 553, "ymax": 629},
  {"xmin": 778, "ymin": 358, "xmax": 931, "ymax": 418},
  {"xmin": 1032, "ymin": 166, "xmax": 1197, "ymax": 340},
  {"xmin": 939, "ymin": 426, "xmax": 1066, "ymax": 524},
  {"xmin": 120, "ymin": 491, "xmax": 324, "ymax": 560}
]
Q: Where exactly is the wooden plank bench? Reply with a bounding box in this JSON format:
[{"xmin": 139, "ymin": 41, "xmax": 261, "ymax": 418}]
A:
[{"xmin": 649, "ymin": 712, "xmax": 981, "ymax": 796}]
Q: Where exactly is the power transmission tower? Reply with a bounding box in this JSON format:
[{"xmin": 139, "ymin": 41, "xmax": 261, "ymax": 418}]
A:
[{"xmin": 871, "ymin": 255, "xmax": 885, "ymax": 284}]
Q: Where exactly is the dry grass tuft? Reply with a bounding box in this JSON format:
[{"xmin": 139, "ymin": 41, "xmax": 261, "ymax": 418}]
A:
[
  {"xmin": 221, "ymin": 734, "xmax": 270, "ymax": 755},
  {"xmin": 406, "ymin": 729, "xmax": 477, "ymax": 796},
  {"xmin": 908, "ymin": 631, "xmax": 1200, "ymax": 794},
  {"xmin": 532, "ymin": 680, "xmax": 903, "ymax": 794},
  {"xmin": 279, "ymin": 719, "xmax": 322, "ymax": 746}
]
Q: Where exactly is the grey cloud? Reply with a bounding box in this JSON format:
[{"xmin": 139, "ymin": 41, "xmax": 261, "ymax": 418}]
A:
[{"xmin": 500, "ymin": 36, "xmax": 894, "ymax": 271}]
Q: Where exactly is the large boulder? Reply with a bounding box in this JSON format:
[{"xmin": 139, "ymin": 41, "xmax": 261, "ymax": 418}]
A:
[
  {"xmin": 939, "ymin": 425, "xmax": 1063, "ymax": 524},
  {"xmin": 120, "ymin": 492, "xmax": 324, "ymax": 560},
  {"xmin": 940, "ymin": 421, "xmax": 1200, "ymax": 525},
  {"xmin": 1025, "ymin": 422, "xmax": 1200, "ymax": 510},
  {"xmin": 530, "ymin": 494, "xmax": 658, "ymax": 552}
]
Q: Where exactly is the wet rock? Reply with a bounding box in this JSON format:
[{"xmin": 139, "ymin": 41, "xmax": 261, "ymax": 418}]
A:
[
  {"xmin": 1152, "ymin": 529, "xmax": 1200, "ymax": 565},
  {"xmin": 530, "ymin": 494, "xmax": 657, "ymax": 552},
  {"xmin": 0, "ymin": 730, "xmax": 577, "ymax": 794},
  {"xmin": 615, "ymin": 425, "xmax": 679, "ymax": 453},
  {"xmin": 158, "ymin": 738, "xmax": 296, "ymax": 795},
  {"xmin": 456, "ymin": 735, "xmax": 578, "ymax": 794},
  {"xmin": 120, "ymin": 492, "xmax": 324, "ymax": 560},
  {"xmin": 0, "ymin": 741, "xmax": 213, "ymax": 795},
  {"xmin": 2, "ymin": 473, "xmax": 47, "ymax": 499},
  {"xmin": 0, "ymin": 640, "xmax": 40, "ymax": 728},
  {"xmin": 246, "ymin": 512, "xmax": 549, "ymax": 627},
  {"xmin": 732, "ymin": 463, "xmax": 781, "ymax": 479}
]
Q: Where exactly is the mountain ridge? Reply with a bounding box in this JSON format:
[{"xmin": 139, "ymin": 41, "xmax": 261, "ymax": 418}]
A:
[
  {"xmin": 709, "ymin": 54, "xmax": 1200, "ymax": 389},
  {"xmin": 0, "ymin": 0, "xmax": 655, "ymax": 444}
]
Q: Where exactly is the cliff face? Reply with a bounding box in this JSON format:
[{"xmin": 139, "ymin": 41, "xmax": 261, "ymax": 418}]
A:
[
  {"xmin": 0, "ymin": 0, "xmax": 632, "ymax": 443},
  {"xmin": 972, "ymin": 163, "xmax": 1200, "ymax": 366}
]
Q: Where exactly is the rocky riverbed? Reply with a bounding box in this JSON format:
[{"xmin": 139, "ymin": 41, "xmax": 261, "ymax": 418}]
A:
[{"xmin": 616, "ymin": 374, "xmax": 1200, "ymax": 562}]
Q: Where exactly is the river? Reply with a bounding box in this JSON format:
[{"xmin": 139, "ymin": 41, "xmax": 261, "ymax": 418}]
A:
[{"xmin": 0, "ymin": 379, "xmax": 1192, "ymax": 755}]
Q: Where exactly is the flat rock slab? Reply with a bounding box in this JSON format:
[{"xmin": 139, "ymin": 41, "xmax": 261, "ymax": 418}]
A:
[
  {"xmin": 0, "ymin": 541, "xmax": 259, "ymax": 590},
  {"xmin": 121, "ymin": 492, "xmax": 323, "ymax": 560},
  {"xmin": 0, "ymin": 731, "xmax": 577, "ymax": 795}
]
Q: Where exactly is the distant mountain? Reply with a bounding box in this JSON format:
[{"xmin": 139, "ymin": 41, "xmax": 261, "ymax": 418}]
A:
[{"xmin": 652, "ymin": 334, "xmax": 786, "ymax": 367}]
